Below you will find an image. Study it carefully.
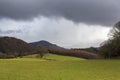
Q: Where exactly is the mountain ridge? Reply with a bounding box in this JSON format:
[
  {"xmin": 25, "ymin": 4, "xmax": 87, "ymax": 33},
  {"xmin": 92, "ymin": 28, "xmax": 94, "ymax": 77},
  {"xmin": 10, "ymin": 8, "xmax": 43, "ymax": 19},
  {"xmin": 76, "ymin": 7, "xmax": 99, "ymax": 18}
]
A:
[{"xmin": 29, "ymin": 40, "xmax": 65, "ymax": 50}]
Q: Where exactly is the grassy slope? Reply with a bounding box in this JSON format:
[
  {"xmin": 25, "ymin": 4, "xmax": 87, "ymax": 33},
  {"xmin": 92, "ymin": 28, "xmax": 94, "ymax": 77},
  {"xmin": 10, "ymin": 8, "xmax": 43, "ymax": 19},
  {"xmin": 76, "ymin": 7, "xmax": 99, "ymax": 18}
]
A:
[
  {"xmin": 0, "ymin": 54, "xmax": 120, "ymax": 80},
  {"xmin": 24, "ymin": 53, "xmax": 85, "ymax": 61}
]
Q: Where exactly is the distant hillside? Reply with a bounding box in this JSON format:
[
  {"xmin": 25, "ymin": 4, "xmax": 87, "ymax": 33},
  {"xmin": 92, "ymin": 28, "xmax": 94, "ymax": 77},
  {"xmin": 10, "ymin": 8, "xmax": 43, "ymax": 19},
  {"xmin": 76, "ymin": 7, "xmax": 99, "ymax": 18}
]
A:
[
  {"xmin": 29, "ymin": 40, "xmax": 65, "ymax": 50},
  {"xmin": 30, "ymin": 41, "xmax": 101, "ymax": 59},
  {"xmin": 72, "ymin": 47, "xmax": 99, "ymax": 54},
  {"xmin": 0, "ymin": 36, "xmax": 34, "ymax": 58},
  {"xmin": 49, "ymin": 49, "xmax": 100, "ymax": 59}
]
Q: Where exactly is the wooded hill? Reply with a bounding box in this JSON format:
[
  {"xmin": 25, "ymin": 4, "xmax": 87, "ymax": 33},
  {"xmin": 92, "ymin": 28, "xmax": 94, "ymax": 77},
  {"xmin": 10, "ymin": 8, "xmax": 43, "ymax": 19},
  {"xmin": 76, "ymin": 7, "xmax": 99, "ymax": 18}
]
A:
[
  {"xmin": 29, "ymin": 40, "xmax": 64, "ymax": 50},
  {"xmin": 0, "ymin": 36, "xmax": 34, "ymax": 58}
]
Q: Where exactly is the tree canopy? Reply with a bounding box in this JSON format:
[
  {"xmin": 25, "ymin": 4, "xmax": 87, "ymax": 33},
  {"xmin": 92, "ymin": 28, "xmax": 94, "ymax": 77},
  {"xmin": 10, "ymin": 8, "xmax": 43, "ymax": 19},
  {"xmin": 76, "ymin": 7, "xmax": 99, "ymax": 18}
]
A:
[{"xmin": 100, "ymin": 21, "xmax": 120, "ymax": 58}]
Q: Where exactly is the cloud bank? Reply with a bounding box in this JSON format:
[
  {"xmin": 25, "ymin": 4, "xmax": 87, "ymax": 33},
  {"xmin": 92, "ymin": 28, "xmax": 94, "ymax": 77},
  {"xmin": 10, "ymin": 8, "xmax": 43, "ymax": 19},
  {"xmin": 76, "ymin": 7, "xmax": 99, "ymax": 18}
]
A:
[
  {"xmin": 0, "ymin": 17, "xmax": 111, "ymax": 48},
  {"xmin": 0, "ymin": 0, "xmax": 120, "ymax": 26}
]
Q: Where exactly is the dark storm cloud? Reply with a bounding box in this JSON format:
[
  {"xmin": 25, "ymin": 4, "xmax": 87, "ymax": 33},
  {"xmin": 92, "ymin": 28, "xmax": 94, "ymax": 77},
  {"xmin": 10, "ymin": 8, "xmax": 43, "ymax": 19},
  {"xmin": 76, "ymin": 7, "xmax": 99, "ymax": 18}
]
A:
[{"xmin": 0, "ymin": 0, "xmax": 120, "ymax": 26}]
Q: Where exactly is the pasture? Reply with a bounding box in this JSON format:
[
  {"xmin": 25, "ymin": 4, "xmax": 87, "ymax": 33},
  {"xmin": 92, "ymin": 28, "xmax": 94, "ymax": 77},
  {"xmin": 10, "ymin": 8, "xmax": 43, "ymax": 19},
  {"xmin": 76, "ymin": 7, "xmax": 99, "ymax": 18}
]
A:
[{"xmin": 0, "ymin": 54, "xmax": 119, "ymax": 80}]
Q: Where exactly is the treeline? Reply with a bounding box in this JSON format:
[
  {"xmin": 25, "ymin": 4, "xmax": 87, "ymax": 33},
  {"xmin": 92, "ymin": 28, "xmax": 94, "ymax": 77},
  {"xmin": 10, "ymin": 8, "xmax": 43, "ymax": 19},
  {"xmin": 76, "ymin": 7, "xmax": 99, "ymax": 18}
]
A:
[
  {"xmin": 49, "ymin": 49, "xmax": 100, "ymax": 59},
  {"xmin": 71, "ymin": 47, "xmax": 99, "ymax": 54}
]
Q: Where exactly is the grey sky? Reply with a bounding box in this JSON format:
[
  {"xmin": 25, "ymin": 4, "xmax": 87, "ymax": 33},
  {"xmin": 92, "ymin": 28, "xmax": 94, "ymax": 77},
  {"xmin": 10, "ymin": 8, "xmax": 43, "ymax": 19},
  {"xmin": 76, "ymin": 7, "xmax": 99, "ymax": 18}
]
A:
[
  {"xmin": 0, "ymin": 0, "xmax": 120, "ymax": 26},
  {"xmin": 0, "ymin": 0, "xmax": 118, "ymax": 48}
]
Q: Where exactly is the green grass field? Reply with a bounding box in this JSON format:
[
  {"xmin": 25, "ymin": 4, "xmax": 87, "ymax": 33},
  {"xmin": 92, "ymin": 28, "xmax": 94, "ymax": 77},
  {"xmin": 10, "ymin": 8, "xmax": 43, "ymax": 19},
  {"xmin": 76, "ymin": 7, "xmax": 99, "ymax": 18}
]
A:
[{"xmin": 0, "ymin": 54, "xmax": 120, "ymax": 80}]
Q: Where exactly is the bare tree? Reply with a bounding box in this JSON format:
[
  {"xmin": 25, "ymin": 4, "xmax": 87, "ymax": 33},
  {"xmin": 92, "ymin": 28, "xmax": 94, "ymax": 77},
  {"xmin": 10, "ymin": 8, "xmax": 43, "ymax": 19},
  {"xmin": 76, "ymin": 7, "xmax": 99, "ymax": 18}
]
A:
[{"xmin": 100, "ymin": 21, "xmax": 120, "ymax": 58}]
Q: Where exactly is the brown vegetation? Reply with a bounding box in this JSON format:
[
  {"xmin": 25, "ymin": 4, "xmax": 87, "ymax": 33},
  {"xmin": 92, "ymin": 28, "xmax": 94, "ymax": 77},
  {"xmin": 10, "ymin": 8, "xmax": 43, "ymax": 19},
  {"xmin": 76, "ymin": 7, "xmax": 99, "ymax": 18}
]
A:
[{"xmin": 49, "ymin": 49, "xmax": 100, "ymax": 59}]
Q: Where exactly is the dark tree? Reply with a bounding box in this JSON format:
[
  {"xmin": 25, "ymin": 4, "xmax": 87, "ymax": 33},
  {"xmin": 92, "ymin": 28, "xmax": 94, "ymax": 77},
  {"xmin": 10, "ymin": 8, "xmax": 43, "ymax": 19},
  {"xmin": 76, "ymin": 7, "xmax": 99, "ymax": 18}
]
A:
[
  {"xmin": 35, "ymin": 46, "xmax": 48, "ymax": 58},
  {"xmin": 100, "ymin": 21, "xmax": 120, "ymax": 58}
]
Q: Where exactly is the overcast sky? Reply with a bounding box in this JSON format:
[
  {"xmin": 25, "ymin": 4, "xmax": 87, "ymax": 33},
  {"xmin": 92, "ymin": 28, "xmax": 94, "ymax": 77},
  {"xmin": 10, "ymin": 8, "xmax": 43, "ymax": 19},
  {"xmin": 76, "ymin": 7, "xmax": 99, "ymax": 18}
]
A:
[{"xmin": 0, "ymin": 0, "xmax": 120, "ymax": 48}]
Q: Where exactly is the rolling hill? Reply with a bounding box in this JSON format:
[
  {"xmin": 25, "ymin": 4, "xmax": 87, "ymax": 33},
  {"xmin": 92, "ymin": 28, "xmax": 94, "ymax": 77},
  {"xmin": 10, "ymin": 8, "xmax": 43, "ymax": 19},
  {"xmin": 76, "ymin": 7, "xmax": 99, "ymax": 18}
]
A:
[
  {"xmin": 29, "ymin": 40, "xmax": 65, "ymax": 50},
  {"xmin": 0, "ymin": 36, "xmax": 34, "ymax": 58}
]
